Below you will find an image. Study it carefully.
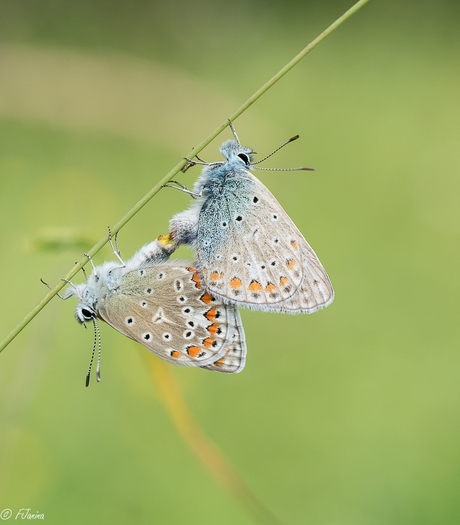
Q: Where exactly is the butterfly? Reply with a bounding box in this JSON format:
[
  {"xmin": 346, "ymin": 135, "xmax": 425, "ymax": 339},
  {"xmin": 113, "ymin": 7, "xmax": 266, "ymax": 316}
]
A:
[
  {"xmin": 167, "ymin": 122, "xmax": 334, "ymax": 314},
  {"xmin": 45, "ymin": 232, "xmax": 247, "ymax": 385}
]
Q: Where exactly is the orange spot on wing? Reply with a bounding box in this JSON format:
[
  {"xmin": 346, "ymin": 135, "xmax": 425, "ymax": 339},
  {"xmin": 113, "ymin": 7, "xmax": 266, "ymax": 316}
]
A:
[
  {"xmin": 207, "ymin": 322, "xmax": 220, "ymax": 335},
  {"xmin": 214, "ymin": 349, "xmax": 230, "ymax": 368},
  {"xmin": 187, "ymin": 346, "xmax": 201, "ymax": 358},
  {"xmin": 170, "ymin": 351, "xmax": 181, "ymax": 359},
  {"xmin": 202, "ymin": 267, "xmax": 208, "ymax": 275},
  {"xmin": 248, "ymin": 280, "xmax": 263, "ymax": 292},
  {"xmin": 230, "ymin": 277, "xmax": 242, "ymax": 289},
  {"xmin": 210, "ymin": 272, "xmax": 220, "ymax": 281},
  {"xmin": 214, "ymin": 357, "xmax": 225, "ymax": 368},
  {"xmin": 265, "ymin": 282, "xmax": 276, "ymax": 293},
  {"xmin": 290, "ymin": 240, "xmax": 298, "ymax": 250},
  {"xmin": 286, "ymin": 259, "xmax": 296, "ymax": 270},
  {"xmin": 187, "ymin": 267, "xmax": 197, "ymax": 272},
  {"xmin": 280, "ymin": 276, "xmax": 288, "ymax": 286},
  {"xmin": 192, "ymin": 272, "xmax": 201, "ymax": 288},
  {"xmin": 203, "ymin": 337, "xmax": 216, "ymax": 349},
  {"xmin": 200, "ymin": 292, "xmax": 213, "ymax": 304},
  {"xmin": 205, "ymin": 307, "xmax": 217, "ymax": 322}
]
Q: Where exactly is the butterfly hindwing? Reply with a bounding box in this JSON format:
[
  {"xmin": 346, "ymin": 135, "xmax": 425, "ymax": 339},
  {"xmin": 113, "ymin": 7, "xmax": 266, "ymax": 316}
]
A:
[
  {"xmin": 200, "ymin": 307, "xmax": 246, "ymax": 373},
  {"xmin": 96, "ymin": 262, "xmax": 247, "ymax": 370},
  {"xmin": 192, "ymin": 169, "xmax": 332, "ymax": 312}
]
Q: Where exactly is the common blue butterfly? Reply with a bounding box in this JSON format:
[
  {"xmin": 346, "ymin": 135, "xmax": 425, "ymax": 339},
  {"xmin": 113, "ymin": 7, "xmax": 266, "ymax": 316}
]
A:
[
  {"xmin": 45, "ymin": 232, "xmax": 246, "ymax": 385},
  {"xmin": 168, "ymin": 123, "xmax": 334, "ymax": 314}
]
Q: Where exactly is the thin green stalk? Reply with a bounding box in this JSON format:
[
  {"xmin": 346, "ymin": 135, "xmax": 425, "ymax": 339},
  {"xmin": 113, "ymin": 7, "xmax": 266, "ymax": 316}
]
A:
[{"xmin": 0, "ymin": 0, "xmax": 369, "ymax": 353}]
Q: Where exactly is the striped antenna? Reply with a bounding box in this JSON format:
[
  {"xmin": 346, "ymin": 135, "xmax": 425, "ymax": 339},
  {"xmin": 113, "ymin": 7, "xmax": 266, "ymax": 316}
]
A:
[
  {"xmin": 95, "ymin": 318, "xmax": 102, "ymax": 383},
  {"xmin": 86, "ymin": 318, "xmax": 101, "ymax": 387},
  {"xmin": 252, "ymin": 135, "xmax": 300, "ymax": 165},
  {"xmin": 253, "ymin": 166, "xmax": 315, "ymax": 171}
]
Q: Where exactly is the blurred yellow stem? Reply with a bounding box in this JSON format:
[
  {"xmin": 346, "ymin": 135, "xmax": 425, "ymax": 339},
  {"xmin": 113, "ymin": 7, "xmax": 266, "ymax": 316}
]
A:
[
  {"xmin": 149, "ymin": 357, "xmax": 282, "ymax": 525},
  {"xmin": 0, "ymin": 0, "xmax": 369, "ymax": 352}
]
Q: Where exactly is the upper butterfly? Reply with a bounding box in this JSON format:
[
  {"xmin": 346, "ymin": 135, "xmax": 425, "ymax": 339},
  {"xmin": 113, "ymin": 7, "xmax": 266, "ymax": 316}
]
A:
[
  {"xmin": 168, "ymin": 123, "xmax": 334, "ymax": 314},
  {"xmin": 53, "ymin": 234, "xmax": 246, "ymax": 385}
]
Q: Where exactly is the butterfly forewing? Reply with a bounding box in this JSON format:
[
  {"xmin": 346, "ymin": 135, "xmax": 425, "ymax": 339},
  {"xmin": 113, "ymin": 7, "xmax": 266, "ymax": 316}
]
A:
[
  {"xmin": 96, "ymin": 262, "xmax": 242, "ymax": 368},
  {"xmin": 196, "ymin": 169, "xmax": 332, "ymax": 311},
  {"xmin": 169, "ymin": 132, "xmax": 334, "ymax": 316}
]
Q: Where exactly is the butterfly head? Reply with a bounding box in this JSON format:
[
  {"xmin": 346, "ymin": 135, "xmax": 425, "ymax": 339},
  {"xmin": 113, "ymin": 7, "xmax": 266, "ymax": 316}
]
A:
[
  {"xmin": 64, "ymin": 283, "xmax": 96, "ymax": 326},
  {"xmin": 64, "ymin": 262, "xmax": 118, "ymax": 326},
  {"xmin": 219, "ymin": 140, "xmax": 256, "ymax": 168},
  {"xmin": 75, "ymin": 303, "xmax": 97, "ymax": 325}
]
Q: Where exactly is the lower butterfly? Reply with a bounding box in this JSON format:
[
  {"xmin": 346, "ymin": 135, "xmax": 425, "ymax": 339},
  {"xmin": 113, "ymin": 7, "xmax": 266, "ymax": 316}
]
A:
[{"xmin": 44, "ymin": 232, "xmax": 246, "ymax": 386}]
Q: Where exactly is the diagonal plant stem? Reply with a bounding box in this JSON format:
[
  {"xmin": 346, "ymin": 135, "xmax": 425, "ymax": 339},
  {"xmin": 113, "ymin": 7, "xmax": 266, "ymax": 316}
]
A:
[{"xmin": 0, "ymin": 0, "xmax": 369, "ymax": 353}]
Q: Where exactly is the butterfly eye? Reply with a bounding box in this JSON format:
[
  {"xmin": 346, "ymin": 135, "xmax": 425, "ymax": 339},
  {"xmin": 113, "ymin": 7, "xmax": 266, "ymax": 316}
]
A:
[
  {"xmin": 237, "ymin": 153, "xmax": 250, "ymax": 165},
  {"xmin": 76, "ymin": 306, "xmax": 95, "ymax": 324},
  {"xmin": 81, "ymin": 308, "xmax": 93, "ymax": 320}
]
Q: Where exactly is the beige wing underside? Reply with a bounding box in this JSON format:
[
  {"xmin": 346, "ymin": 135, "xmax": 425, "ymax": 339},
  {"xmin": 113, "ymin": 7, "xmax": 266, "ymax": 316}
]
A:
[
  {"xmin": 97, "ymin": 262, "xmax": 247, "ymax": 372},
  {"xmin": 199, "ymin": 175, "xmax": 333, "ymax": 313}
]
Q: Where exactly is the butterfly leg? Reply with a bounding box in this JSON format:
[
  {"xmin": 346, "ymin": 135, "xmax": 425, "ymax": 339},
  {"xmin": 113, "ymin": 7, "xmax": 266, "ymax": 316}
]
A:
[
  {"xmin": 83, "ymin": 252, "xmax": 99, "ymax": 280},
  {"xmin": 81, "ymin": 266, "xmax": 89, "ymax": 283},
  {"xmin": 108, "ymin": 227, "xmax": 126, "ymax": 267},
  {"xmin": 228, "ymin": 119, "xmax": 241, "ymax": 146},
  {"xmin": 163, "ymin": 180, "xmax": 203, "ymax": 199},
  {"xmin": 183, "ymin": 157, "xmax": 209, "ymax": 166},
  {"xmin": 40, "ymin": 278, "xmax": 68, "ymax": 300}
]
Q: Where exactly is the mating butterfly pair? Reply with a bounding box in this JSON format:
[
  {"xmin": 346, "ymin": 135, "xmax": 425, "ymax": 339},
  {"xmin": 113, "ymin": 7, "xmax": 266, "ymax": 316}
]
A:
[{"xmin": 57, "ymin": 124, "xmax": 333, "ymax": 384}]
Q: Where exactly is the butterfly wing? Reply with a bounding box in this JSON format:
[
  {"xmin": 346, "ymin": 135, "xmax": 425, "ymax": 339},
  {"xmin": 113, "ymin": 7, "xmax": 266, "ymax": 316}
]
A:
[
  {"xmin": 200, "ymin": 310, "xmax": 246, "ymax": 373},
  {"xmin": 95, "ymin": 262, "xmax": 247, "ymax": 371},
  {"xmin": 195, "ymin": 169, "xmax": 333, "ymax": 312}
]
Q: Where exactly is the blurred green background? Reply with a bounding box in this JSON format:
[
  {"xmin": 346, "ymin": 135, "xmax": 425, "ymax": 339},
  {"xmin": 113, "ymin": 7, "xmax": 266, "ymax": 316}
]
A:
[{"xmin": 1, "ymin": 0, "xmax": 460, "ymax": 523}]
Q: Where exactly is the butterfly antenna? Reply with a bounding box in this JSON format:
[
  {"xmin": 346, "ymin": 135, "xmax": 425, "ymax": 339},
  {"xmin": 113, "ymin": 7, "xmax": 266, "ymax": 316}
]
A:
[
  {"xmin": 251, "ymin": 135, "xmax": 300, "ymax": 165},
  {"xmin": 228, "ymin": 119, "xmax": 241, "ymax": 146},
  {"xmin": 253, "ymin": 166, "xmax": 315, "ymax": 171},
  {"xmin": 85, "ymin": 319, "xmax": 98, "ymax": 387},
  {"xmin": 94, "ymin": 317, "xmax": 102, "ymax": 383}
]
